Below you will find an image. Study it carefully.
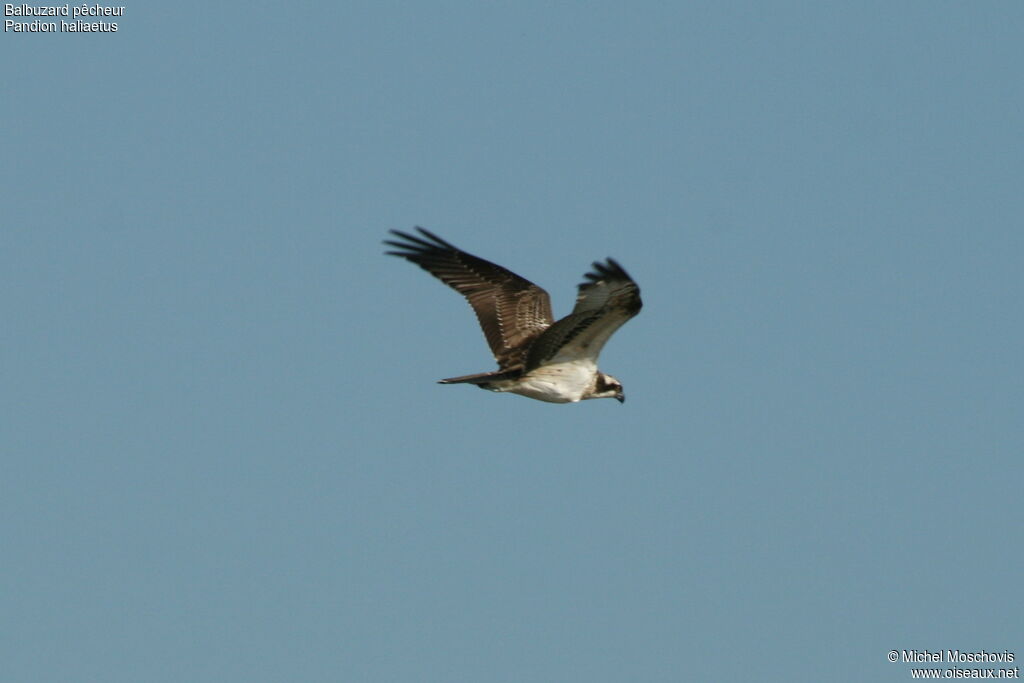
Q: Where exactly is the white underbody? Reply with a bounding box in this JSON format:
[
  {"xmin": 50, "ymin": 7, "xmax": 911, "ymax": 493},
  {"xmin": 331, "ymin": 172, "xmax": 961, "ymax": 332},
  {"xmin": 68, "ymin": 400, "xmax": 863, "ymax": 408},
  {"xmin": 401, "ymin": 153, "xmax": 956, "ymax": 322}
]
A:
[{"xmin": 489, "ymin": 359, "xmax": 599, "ymax": 403}]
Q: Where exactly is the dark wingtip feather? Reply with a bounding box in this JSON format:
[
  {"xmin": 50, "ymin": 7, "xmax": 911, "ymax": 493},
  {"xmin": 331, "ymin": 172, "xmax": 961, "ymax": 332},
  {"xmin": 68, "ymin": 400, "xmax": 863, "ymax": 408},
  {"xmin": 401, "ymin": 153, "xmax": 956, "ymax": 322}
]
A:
[
  {"xmin": 383, "ymin": 227, "xmax": 461, "ymax": 257},
  {"xmin": 580, "ymin": 257, "xmax": 634, "ymax": 287},
  {"xmin": 605, "ymin": 257, "xmax": 628, "ymax": 275},
  {"xmin": 412, "ymin": 226, "xmax": 458, "ymax": 249}
]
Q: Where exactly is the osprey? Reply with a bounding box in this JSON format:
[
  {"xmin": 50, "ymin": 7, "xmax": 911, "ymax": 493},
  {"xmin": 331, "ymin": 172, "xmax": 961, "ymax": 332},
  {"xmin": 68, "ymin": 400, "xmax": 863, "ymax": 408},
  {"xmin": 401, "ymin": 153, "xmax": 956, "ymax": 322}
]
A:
[{"xmin": 385, "ymin": 227, "xmax": 642, "ymax": 404}]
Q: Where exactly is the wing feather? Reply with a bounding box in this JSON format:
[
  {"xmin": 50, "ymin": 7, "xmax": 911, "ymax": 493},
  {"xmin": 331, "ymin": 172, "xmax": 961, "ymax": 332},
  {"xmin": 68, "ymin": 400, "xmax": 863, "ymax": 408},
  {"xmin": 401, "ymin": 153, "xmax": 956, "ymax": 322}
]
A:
[
  {"xmin": 385, "ymin": 227, "xmax": 554, "ymax": 368},
  {"xmin": 526, "ymin": 258, "xmax": 642, "ymax": 369}
]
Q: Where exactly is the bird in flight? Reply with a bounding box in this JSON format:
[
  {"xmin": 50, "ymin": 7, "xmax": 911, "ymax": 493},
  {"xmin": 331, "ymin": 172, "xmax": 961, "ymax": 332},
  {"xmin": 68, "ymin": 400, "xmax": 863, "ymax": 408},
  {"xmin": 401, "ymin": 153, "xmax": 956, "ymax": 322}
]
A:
[{"xmin": 384, "ymin": 227, "xmax": 642, "ymax": 404}]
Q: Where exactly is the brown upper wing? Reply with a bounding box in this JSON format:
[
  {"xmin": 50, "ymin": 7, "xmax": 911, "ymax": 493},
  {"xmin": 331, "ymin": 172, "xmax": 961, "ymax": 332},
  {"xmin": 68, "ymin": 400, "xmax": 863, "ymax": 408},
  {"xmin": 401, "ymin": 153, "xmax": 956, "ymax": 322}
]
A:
[{"xmin": 385, "ymin": 228, "xmax": 554, "ymax": 369}]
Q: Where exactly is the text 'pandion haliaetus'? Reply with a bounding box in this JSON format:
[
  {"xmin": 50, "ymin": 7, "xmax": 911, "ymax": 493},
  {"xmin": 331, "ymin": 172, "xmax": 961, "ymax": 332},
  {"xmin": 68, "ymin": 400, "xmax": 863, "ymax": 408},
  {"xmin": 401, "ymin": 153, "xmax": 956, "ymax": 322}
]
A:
[{"xmin": 385, "ymin": 228, "xmax": 642, "ymax": 404}]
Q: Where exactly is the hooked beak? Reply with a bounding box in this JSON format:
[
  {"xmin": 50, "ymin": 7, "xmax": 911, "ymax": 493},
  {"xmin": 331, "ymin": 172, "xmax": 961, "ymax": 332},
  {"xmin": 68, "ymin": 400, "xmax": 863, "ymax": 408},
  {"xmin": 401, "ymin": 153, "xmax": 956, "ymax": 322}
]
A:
[{"xmin": 616, "ymin": 392, "xmax": 625, "ymax": 403}]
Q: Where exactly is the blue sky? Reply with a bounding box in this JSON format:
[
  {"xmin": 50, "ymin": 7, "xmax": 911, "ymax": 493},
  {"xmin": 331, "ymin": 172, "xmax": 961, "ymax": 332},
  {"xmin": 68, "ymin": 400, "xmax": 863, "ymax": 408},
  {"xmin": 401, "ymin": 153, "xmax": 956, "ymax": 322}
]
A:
[{"xmin": 3, "ymin": 2, "xmax": 1022, "ymax": 681}]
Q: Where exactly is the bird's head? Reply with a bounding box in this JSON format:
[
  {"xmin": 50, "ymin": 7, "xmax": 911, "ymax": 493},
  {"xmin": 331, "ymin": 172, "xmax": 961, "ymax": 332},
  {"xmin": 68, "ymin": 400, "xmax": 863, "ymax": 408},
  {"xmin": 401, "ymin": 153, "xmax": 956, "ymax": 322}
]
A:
[{"xmin": 591, "ymin": 372, "xmax": 625, "ymax": 403}]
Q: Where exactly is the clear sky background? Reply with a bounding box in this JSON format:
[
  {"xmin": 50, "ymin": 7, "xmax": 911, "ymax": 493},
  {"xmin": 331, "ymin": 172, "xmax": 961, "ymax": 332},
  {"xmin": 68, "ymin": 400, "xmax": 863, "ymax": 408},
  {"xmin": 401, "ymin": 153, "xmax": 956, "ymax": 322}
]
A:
[{"xmin": 3, "ymin": 2, "xmax": 1022, "ymax": 681}]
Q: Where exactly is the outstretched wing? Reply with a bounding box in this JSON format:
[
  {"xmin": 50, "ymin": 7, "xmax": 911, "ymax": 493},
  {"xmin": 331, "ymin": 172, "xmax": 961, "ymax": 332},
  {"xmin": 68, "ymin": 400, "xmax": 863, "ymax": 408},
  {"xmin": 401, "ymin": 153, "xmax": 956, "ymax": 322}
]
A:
[
  {"xmin": 385, "ymin": 227, "xmax": 554, "ymax": 368},
  {"xmin": 525, "ymin": 258, "xmax": 642, "ymax": 369}
]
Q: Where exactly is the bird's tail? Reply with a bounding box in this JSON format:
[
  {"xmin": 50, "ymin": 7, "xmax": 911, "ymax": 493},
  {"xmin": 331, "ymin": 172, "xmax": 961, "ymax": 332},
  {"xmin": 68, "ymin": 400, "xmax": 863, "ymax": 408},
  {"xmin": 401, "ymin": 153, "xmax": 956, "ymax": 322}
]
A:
[{"xmin": 438, "ymin": 369, "xmax": 519, "ymax": 385}]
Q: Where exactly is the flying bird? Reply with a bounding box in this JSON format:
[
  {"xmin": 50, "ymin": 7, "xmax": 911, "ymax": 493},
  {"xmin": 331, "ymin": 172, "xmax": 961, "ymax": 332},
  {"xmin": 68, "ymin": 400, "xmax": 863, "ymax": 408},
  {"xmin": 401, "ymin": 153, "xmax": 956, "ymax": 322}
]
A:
[{"xmin": 384, "ymin": 227, "xmax": 642, "ymax": 403}]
